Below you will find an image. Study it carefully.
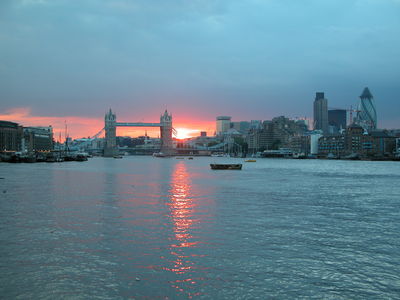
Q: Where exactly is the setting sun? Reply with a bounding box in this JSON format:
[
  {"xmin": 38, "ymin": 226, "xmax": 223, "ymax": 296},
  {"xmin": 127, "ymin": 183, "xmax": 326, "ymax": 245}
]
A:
[{"xmin": 174, "ymin": 128, "xmax": 199, "ymax": 139}]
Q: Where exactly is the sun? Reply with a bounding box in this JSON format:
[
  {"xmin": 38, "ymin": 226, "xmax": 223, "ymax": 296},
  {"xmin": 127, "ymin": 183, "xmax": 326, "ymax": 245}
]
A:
[{"xmin": 174, "ymin": 128, "xmax": 199, "ymax": 140}]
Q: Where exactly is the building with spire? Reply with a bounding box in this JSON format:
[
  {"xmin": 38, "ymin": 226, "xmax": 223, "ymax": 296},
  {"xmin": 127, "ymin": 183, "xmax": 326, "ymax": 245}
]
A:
[
  {"xmin": 104, "ymin": 108, "xmax": 118, "ymax": 157},
  {"xmin": 160, "ymin": 110, "xmax": 173, "ymax": 154},
  {"xmin": 356, "ymin": 87, "xmax": 377, "ymax": 131}
]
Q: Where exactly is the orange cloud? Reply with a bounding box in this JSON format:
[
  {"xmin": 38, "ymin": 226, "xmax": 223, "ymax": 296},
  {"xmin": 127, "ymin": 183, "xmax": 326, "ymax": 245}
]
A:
[
  {"xmin": 0, "ymin": 107, "xmax": 102, "ymax": 140},
  {"xmin": 0, "ymin": 107, "xmax": 216, "ymax": 140}
]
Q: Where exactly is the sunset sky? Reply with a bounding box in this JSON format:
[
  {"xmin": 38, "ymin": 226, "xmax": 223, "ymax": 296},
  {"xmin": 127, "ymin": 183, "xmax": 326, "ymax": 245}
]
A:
[{"xmin": 1, "ymin": 0, "xmax": 399, "ymax": 139}]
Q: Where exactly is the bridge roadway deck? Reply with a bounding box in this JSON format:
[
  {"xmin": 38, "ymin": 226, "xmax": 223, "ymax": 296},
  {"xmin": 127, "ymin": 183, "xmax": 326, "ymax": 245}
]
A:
[{"xmin": 116, "ymin": 122, "xmax": 161, "ymax": 127}]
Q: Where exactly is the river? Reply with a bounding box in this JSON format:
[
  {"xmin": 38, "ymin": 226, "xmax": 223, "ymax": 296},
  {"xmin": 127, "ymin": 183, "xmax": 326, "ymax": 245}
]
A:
[{"xmin": 1, "ymin": 157, "xmax": 399, "ymax": 299}]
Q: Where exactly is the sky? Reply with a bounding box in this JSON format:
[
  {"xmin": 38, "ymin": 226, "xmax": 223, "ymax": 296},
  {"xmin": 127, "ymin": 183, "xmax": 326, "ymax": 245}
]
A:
[{"xmin": 0, "ymin": 0, "xmax": 399, "ymax": 138}]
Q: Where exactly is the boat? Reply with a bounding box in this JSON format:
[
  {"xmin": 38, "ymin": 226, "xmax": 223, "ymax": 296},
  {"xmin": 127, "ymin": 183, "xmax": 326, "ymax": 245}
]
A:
[
  {"xmin": 113, "ymin": 155, "xmax": 123, "ymax": 159},
  {"xmin": 210, "ymin": 163, "xmax": 242, "ymax": 170},
  {"xmin": 188, "ymin": 157, "xmax": 194, "ymax": 160},
  {"xmin": 176, "ymin": 157, "xmax": 185, "ymax": 159},
  {"xmin": 245, "ymin": 159, "xmax": 256, "ymax": 162},
  {"xmin": 153, "ymin": 152, "xmax": 166, "ymax": 157},
  {"xmin": 75, "ymin": 154, "xmax": 88, "ymax": 161},
  {"xmin": 211, "ymin": 152, "xmax": 228, "ymax": 157}
]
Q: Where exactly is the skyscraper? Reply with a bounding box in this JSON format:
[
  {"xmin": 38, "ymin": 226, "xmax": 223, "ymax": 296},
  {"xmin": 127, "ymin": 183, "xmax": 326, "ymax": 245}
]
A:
[
  {"xmin": 313, "ymin": 92, "xmax": 328, "ymax": 134},
  {"xmin": 356, "ymin": 87, "xmax": 377, "ymax": 131}
]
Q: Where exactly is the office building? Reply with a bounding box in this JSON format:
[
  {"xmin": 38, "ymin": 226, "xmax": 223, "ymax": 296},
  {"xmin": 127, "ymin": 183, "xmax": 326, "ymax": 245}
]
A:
[
  {"xmin": 328, "ymin": 109, "xmax": 347, "ymax": 133},
  {"xmin": 356, "ymin": 87, "xmax": 377, "ymax": 131},
  {"xmin": 313, "ymin": 92, "xmax": 328, "ymax": 134},
  {"xmin": 0, "ymin": 120, "xmax": 23, "ymax": 151},
  {"xmin": 216, "ymin": 116, "xmax": 231, "ymax": 135},
  {"xmin": 23, "ymin": 126, "xmax": 54, "ymax": 152},
  {"xmin": 230, "ymin": 121, "xmax": 250, "ymax": 133}
]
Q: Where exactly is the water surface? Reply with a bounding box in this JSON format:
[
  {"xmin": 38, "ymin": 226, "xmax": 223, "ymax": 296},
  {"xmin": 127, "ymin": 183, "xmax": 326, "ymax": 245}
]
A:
[{"xmin": 1, "ymin": 157, "xmax": 399, "ymax": 299}]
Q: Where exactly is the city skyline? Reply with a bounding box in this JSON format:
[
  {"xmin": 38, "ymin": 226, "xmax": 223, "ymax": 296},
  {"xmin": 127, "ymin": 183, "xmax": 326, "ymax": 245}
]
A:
[
  {"xmin": 1, "ymin": 0, "xmax": 400, "ymax": 137},
  {"xmin": 0, "ymin": 86, "xmax": 395, "ymax": 140}
]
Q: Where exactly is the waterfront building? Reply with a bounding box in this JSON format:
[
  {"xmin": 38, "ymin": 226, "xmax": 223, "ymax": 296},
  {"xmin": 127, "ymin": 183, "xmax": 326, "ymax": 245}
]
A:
[
  {"xmin": 313, "ymin": 92, "xmax": 329, "ymax": 134},
  {"xmin": 23, "ymin": 126, "xmax": 53, "ymax": 152},
  {"xmin": 247, "ymin": 116, "xmax": 307, "ymax": 153},
  {"xmin": 216, "ymin": 116, "xmax": 232, "ymax": 135},
  {"xmin": 342, "ymin": 124, "xmax": 395, "ymax": 158},
  {"xmin": 310, "ymin": 131, "xmax": 323, "ymax": 155},
  {"xmin": 318, "ymin": 135, "xmax": 346, "ymax": 157},
  {"xmin": 288, "ymin": 135, "xmax": 311, "ymax": 155},
  {"xmin": 247, "ymin": 128, "xmax": 260, "ymax": 153},
  {"xmin": 345, "ymin": 123, "xmax": 364, "ymax": 154},
  {"xmin": 356, "ymin": 87, "xmax": 377, "ymax": 131},
  {"xmin": 328, "ymin": 109, "xmax": 347, "ymax": 133},
  {"xmin": 0, "ymin": 120, "xmax": 23, "ymax": 152}
]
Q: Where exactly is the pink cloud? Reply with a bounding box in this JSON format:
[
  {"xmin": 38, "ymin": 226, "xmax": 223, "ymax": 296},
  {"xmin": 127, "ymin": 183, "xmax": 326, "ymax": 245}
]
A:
[
  {"xmin": 0, "ymin": 107, "xmax": 103, "ymax": 139},
  {"xmin": 0, "ymin": 107, "xmax": 216, "ymax": 140}
]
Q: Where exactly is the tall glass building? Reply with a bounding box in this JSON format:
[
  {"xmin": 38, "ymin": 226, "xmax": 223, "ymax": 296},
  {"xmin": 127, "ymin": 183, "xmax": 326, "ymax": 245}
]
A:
[{"xmin": 356, "ymin": 87, "xmax": 377, "ymax": 131}]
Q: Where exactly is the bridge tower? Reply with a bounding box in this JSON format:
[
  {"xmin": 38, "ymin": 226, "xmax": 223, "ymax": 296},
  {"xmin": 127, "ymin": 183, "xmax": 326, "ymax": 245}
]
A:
[
  {"xmin": 104, "ymin": 108, "xmax": 118, "ymax": 157},
  {"xmin": 160, "ymin": 110, "xmax": 173, "ymax": 154}
]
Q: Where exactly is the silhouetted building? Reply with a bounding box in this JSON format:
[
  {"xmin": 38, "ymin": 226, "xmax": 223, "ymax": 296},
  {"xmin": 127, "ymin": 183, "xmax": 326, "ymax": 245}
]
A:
[
  {"xmin": 0, "ymin": 120, "xmax": 23, "ymax": 151},
  {"xmin": 356, "ymin": 87, "xmax": 377, "ymax": 131},
  {"xmin": 328, "ymin": 109, "xmax": 347, "ymax": 133},
  {"xmin": 200, "ymin": 131, "xmax": 207, "ymax": 137},
  {"xmin": 313, "ymin": 92, "xmax": 328, "ymax": 134},
  {"xmin": 23, "ymin": 126, "xmax": 53, "ymax": 152}
]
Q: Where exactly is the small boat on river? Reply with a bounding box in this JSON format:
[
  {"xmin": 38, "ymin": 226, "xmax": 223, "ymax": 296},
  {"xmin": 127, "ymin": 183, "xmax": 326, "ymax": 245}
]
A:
[
  {"xmin": 153, "ymin": 152, "xmax": 167, "ymax": 157},
  {"xmin": 245, "ymin": 159, "xmax": 256, "ymax": 162},
  {"xmin": 210, "ymin": 163, "xmax": 242, "ymax": 170}
]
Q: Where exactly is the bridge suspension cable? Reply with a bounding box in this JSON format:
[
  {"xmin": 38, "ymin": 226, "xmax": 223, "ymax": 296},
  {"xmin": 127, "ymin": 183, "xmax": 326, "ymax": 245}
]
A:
[
  {"xmin": 91, "ymin": 127, "xmax": 105, "ymax": 139},
  {"xmin": 76, "ymin": 128, "xmax": 105, "ymax": 151}
]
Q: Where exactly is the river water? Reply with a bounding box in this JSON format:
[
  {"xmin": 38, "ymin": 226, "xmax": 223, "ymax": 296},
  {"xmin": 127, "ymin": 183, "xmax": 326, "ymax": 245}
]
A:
[{"xmin": 1, "ymin": 157, "xmax": 399, "ymax": 299}]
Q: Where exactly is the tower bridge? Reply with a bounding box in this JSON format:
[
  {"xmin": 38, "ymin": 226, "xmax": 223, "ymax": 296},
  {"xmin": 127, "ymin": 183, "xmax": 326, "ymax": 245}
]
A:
[{"xmin": 104, "ymin": 109, "xmax": 173, "ymax": 157}]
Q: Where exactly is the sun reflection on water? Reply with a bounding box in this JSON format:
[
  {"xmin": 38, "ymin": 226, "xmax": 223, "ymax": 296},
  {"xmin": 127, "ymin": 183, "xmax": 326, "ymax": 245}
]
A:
[{"xmin": 164, "ymin": 161, "xmax": 205, "ymax": 297}]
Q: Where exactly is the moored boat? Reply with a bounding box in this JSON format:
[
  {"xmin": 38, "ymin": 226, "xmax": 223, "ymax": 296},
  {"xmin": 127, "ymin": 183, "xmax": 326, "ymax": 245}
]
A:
[
  {"xmin": 75, "ymin": 154, "xmax": 88, "ymax": 161},
  {"xmin": 245, "ymin": 159, "xmax": 256, "ymax": 162},
  {"xmin": 153, "ymin": 152, "xmax": 166, "ymax": 157},
  {"xmin": 210, "ymin": 163, "xmax": 242, "ymax": 170}
]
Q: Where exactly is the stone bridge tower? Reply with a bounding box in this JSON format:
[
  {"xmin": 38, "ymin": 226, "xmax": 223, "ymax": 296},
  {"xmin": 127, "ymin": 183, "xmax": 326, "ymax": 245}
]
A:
[
  {"xmin": 104, "ymin": 109, "xmax": 118, "ymax": 157},
  {"xmin": 160, "ymin": 110, "xmax": 173, "ymax": 154}
]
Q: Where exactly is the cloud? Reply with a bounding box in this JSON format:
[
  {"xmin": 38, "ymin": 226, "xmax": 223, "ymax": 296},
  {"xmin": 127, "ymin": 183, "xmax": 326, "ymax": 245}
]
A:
[
  {"xmin": 0, "ymin": 0, "xmax": 399, "ymax": 129},
  {"xmin": 0, "ymin": 107, "xmax": 102, "ymax": 139},
  {"xmin": 0, "ymin": 107, "xmax": 216, "ymax": 139}
]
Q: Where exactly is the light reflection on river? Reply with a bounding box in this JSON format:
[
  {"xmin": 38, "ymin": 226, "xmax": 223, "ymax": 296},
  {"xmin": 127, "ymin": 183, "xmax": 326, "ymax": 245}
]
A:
[
  {"xmin": 166, "ymin": 162, "xmax": 201, "ymax": 295},
  {"xmin": 1, "ymin": 156, "xmax": 400, "ymax": 299}
]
